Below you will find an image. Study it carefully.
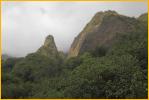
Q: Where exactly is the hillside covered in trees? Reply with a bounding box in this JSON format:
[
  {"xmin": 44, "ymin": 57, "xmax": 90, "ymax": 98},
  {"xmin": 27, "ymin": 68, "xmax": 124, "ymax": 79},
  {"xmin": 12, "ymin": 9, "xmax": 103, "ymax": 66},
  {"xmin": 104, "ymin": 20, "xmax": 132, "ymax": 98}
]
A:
[{"xmin": 2, "ymin": 11, "xmax": 148, "ymax": 99}]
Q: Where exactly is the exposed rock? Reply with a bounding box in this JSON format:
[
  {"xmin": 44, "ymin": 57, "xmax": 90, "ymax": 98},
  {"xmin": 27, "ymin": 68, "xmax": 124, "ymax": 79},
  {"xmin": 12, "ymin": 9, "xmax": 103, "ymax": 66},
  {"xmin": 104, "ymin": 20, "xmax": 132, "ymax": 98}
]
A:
[
  {"xmin": 68, "ymin": 10, "xmax": 141, "ymax": 58},
  {"xmin": 37, "ymin": 35, "xmax": 58, "ymax": 57}
]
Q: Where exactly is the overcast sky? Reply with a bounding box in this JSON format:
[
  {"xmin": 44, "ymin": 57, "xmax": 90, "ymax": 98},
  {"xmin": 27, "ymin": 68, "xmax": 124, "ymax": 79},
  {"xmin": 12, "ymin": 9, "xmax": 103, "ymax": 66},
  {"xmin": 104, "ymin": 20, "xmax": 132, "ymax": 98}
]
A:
[{"xmin": 2, "ymin": 2, "xmax": 147, "ymax": 57}]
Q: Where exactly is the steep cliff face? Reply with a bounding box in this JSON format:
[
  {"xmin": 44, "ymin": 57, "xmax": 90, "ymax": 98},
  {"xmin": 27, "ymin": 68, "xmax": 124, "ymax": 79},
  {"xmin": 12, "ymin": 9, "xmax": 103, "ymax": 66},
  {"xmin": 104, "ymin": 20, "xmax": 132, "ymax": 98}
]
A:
[
  {"xmin": 37, "ymin": 35, "xmax": 58, "ymax": 57},
  {"xmin": 68, "ymin": 10, "xmax": 140, "ymax": 58}
]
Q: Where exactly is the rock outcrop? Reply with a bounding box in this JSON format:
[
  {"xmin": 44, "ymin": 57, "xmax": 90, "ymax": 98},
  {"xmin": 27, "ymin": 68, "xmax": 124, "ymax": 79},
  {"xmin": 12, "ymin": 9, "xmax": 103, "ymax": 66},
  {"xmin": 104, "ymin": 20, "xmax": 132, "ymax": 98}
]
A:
[
  {"xmin": 37, "ymin": 35, "xmax": 58, "ymax": 57},
  {"xmin": 68, "ymin": 10, "xmax": 141, "ymax": 58}
]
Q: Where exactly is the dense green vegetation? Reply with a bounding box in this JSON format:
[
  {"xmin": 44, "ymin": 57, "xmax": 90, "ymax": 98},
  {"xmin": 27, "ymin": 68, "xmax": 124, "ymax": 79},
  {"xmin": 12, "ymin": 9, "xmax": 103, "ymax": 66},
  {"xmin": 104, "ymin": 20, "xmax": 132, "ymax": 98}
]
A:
[{"xmin": 2, "ymin": 14, "xmax": 148, "ymax": 99}]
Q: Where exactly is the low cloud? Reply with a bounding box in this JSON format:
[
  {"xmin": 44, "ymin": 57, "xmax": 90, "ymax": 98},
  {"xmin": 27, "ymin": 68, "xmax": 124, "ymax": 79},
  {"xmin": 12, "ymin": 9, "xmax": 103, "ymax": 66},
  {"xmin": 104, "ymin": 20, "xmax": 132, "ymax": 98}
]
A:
[{"xmin": 2, "ymin": 2, "xmax": 147, "ymax": 57}]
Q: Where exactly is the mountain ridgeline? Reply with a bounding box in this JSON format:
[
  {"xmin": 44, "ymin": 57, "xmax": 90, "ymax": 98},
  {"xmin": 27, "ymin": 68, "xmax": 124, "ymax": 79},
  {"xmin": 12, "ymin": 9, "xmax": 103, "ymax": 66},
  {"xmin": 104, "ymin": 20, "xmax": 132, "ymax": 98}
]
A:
[
  {"xmin": 2, "ymin": 11, "xmax": 148, "ymax": 99},
  {"xmin": 68, "ymin": 11, "xmax": 147, "ymax": 58}
]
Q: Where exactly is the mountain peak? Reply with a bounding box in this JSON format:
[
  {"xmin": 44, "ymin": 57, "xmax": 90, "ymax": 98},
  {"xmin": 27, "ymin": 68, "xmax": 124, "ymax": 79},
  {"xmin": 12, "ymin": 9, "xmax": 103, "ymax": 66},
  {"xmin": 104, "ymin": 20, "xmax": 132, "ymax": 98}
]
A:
[
  {"xmin": 37, "ymin": 34, "xmax": 58, "ymax": 57},
  {"xmin": 95, "ymin": 10, "xmax": 118, "ymax": 16},
  {"xmin": 68, "ymin": 10, "xmax": 140, "ymax": 58},
  {"xmin": 44, "ymin": 35, "xmax": 55, "ymax": 48}
]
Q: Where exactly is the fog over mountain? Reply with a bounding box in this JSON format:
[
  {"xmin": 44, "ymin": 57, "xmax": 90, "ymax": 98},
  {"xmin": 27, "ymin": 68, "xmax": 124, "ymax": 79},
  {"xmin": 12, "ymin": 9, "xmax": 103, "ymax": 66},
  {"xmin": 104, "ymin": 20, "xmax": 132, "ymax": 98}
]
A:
[{"xmin": 2, "ymin": 2, "xmax": 147, "ymax": 57}]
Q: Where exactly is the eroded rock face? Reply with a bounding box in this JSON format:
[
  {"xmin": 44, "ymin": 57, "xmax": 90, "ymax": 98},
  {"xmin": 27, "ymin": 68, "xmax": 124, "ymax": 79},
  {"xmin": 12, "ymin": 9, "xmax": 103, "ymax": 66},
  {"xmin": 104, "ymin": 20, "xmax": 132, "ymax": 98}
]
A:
[
  {"xmin": 68, "ymin": 10, "xmax": 140, "ymax": 58},
  {"xmin": 37, "ymin": 35, "xmax": 58, "ymax": 57}
]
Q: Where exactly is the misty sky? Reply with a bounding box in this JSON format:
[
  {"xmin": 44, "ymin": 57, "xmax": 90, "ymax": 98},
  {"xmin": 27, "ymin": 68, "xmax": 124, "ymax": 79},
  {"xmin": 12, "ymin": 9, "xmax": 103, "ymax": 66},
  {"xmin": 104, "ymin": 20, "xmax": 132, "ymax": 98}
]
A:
[{"xmin": 2, "ymin": 2, "xmax": 147, "ymax": 57}]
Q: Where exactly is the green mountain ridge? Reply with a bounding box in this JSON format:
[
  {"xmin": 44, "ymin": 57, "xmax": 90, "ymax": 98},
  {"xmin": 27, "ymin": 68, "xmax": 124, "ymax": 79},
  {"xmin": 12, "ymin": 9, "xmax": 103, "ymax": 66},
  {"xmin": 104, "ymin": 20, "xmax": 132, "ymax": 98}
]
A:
[{"xmin": 2, "ymin": 11, "xmax": 148, "ymax": 99}]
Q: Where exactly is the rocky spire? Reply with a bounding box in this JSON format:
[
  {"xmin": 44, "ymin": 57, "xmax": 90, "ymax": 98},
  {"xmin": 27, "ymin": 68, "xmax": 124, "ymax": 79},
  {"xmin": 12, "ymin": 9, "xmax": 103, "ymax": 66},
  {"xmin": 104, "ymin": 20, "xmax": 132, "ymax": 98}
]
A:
[
  {"xmin": 43, "ymin": 35, "xmax": 57, "ymax": 49},
  {"xmin": 37, "ymin": 35, "xmax": 58, "ymax": 57}
]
